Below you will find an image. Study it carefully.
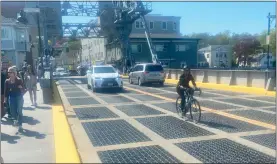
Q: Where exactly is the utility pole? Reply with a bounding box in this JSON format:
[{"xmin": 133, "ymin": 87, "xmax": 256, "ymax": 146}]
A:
[
  {"xmin": 36, "ymin": 10, "xmax": 44, "ymax": 77},
  {"xmin": 266, "ymin": 12, "xmax": 276, "ymax": 69}
]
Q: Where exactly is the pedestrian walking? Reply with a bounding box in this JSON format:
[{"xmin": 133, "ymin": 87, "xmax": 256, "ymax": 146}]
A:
[
  {"xmin": 4, "ymin": 66, "xmax": 27, "ymax": 131},
  {"xmin": 24, "ymin": 65, "xmax": 37, "ymax": 106},
  {"xmin": 19, "ymin": 66, "xmax": 27, "ymax": 87},
  {"xmin": 37, "ymin": 62, "xmax": 43, "ymax": 81}
]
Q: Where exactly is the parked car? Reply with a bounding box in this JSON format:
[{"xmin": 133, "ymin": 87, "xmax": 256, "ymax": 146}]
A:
[
  {"xmin": 128, "ymin": 63, "xmax": 165, "ymax": 86},
  {"xmin": 77, "ymin": 66, "xmax": 88, "ymax": 76},
  {"xmin": 87, "ymin": 65, "xmax": 123, "ymax": 92}
]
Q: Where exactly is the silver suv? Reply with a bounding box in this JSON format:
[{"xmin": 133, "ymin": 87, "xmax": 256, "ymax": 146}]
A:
[{"xmin": 128, "ymin": 63, "xmax": 165, "ymax": 86}]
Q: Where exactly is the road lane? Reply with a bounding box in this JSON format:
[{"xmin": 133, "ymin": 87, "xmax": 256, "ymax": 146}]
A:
[{"xmin": 56, "ymin": 78, "xmax": 276, "ymax": 163}]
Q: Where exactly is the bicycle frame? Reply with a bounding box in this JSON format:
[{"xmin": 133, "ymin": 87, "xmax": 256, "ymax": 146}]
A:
[{"xmin": 182, "ymin": 88, "xmax": 201, "ymax": 107}]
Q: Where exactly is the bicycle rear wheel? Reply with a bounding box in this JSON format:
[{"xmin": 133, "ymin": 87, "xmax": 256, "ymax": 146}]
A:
[
  {"xmin": 189, "ymin": 99, "xmax": 201, "ymax": 123},
  {"xmin": 175, "ymin": 97, "xmax": 183, "ymax": 117}
]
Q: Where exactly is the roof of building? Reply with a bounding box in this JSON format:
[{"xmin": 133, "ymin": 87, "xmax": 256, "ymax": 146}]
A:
[
  {"xmin": 251, "ymin": 53, "xmax": 274, "ymax": 62},
  {"xmin": 198, "ymin": 45, "xmax": 232, "ymax": 52},
  {"xmin": 1, "ymin": 15, "xmax": 27, "ymax": 27},
  {"xmin": 129, "ymin": 33, "xmax": 200, "ymax": 40}
]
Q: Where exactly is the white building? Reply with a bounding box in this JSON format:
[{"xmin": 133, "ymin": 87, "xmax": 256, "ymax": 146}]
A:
[
  {"xmin": 249, "ymin": 53, "xmax": 276, "ymax": 68},
  {"xmin": 1, "ymin": 16, "xmax": 30, "ymax": 68},
  {"xmin": 198, "ymin": 45, "xmax": 232, "ymax": 68},
  {"xmin": 79, "ymin": 37, "xmax": 107, "ymax": 67}
]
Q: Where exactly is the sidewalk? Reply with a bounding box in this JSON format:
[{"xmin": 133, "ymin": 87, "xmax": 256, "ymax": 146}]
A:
[{"xmin": 1, "ymin": 84, "xmax": 55, "ymax": 163}]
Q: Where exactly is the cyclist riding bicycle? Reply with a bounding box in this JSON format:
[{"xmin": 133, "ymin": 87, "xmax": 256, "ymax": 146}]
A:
[{"xmin": 176, "ymin": 66, "xmax": 198, "ymax": 117}]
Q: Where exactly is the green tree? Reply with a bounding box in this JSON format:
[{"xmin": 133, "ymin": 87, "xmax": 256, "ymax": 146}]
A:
[
  {"xmin": 233, "ymin": 36, "xmax": 261, "ymax": 66},
  {"xmin": 67, "ymin": 38, "xmax": 82, "ymax": 51},
  {"xmin": 213, "ymin": 30, "xmax": 231, "ymax": 45},
  {"xmin": 184, "ymin": 33, "xmax": 212, "ymax": 48}
]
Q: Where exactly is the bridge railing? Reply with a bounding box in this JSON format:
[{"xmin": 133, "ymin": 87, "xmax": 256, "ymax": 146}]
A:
[{"xmin": 165, "ymin": 68, "xmax": 276, "ymax": 91}]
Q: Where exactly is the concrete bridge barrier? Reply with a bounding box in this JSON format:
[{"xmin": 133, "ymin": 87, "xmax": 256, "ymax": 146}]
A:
[{"xmin": 165, "ymin": 69, "xmax": 276, "ymax": 95}]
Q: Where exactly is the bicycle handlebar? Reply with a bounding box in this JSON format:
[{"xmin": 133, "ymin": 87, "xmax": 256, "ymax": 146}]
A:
[{"xmin": 194, "ymin": 88, "xmax": 202, "ymax": 96}]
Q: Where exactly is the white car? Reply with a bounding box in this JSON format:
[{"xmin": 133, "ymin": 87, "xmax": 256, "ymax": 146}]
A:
[
  {"xmin": 53, "ymin": 67, "xmax": 69, "ymax": 77},
  {"xmin": 87, "ymin": 65, "xmax": 123, "ymax": 92}
]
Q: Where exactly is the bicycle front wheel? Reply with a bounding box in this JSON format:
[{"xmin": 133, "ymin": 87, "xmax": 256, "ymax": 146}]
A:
[
  {"xmin": 189, "ymin": 99, "xmax": 201, "ymax": 123},
  {"xmin": 175, "ymin": 97, "xmax": 183, "ymax": 117}
]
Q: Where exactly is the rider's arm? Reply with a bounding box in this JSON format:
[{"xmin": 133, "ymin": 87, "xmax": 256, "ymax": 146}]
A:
[
  {"xmin": 178, "ymin": 75, "xmax": 185, "ymax": 89},
  {"xmin": 190, "ymin": 75, "xmax": 197, "ymax": 88}
]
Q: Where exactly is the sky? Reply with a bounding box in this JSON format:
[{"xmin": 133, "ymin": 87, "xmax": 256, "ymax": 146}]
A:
[{"xmin": 62, "ymin": 2, "xmax": 276, "ymax": 35}]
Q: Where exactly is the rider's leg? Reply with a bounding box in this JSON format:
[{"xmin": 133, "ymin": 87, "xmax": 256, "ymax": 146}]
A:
[{"xmin": 180, "ymin": 90, "xmax": 186, "ymax": 112}]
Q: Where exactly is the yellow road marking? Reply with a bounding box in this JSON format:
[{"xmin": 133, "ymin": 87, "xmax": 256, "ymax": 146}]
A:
[
  {"xmin": 53, "ymin": 82, "xmax": 81, "ymax": 163},
  {"xmin": 124, "ymin": 86, "xmax": 276, "ymax": 130}
]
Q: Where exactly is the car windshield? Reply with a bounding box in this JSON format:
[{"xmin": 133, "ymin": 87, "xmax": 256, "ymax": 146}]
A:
[
  {"xmin": 94, "ymin": 67, "xmax": 116, "ymax": 73},
  {"xmin": 145, "ymin": 65, "xmax": 163, "ymax": 72}
]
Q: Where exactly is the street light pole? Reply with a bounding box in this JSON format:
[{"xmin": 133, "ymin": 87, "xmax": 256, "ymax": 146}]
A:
[
  {"xmin": 266, "ymin": 12, "xmax": 276, "ymax": 69},
  {"xmin": 267, "ymin": 12, "xmax": 271, "ymax": 69},
  {"xmin": 36, "ymin": 11, "xmax": 43, "ymax": 70}
]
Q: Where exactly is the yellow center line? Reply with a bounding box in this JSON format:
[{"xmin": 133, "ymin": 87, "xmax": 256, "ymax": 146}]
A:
[{"xmin": 124, "ymin": 86, "xmax": 276, "ymax": 130}]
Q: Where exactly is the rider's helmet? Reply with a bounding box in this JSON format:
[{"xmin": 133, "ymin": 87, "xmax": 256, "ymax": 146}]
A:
[{"xmin": 182, "ymin": 65, "xmax": 190, "ymax": 71}]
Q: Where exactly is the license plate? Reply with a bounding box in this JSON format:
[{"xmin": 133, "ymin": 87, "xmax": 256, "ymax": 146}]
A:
[
  {"xmin": 108, "ymin": 83, "xmax": 113, "ymax": 86},
  {"xmin": 150, "ymin": 74, "xmax": 158, "ymax": 76}
]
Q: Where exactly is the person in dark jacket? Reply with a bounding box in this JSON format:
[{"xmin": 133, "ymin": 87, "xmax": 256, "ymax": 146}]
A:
[
  {"xmin": 176, "ymin": 66, "xmax": 198, "ymax": 117},
  {"xmin": 4, "ymin": 66, "xmax": 25, "ymax": 131}
]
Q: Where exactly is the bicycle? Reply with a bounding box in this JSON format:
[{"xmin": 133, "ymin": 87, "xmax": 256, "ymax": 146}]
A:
[{"xmin": 176, "ymin": 87, "xmax": 202, "ymax": 123}]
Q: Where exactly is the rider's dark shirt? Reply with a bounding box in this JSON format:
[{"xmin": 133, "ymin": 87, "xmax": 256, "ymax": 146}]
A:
[{"xmin": 176, "ymin": 73, "xmax": 194, "ymax": 91}]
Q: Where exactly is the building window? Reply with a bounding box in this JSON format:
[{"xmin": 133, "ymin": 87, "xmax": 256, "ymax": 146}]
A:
[
  {"xmin": 173, "ymin": 22, "xmax": 177, "ymax": 30},
  {"xmin": 16, "ymin": 30, "xmax": 26, "ymax": 41},
  {"xmin": 140, "ymin": 22, "xmax": 144, "ymax": 28},
  {"xmin": 162, "ymin": 22, "xmax": 167, "ymax": 30},
  {"xmin": 155, "ymin": 44, "xmax": 167, "ymax": 52},
  {"xmin": 207, "ymin": 54, "xmax": 210, "ymax": 58},
  {"xmin": 175, "ymin": 44, "xmax": 189, "ymax": 52},
  {"xmin": 216, "ymin": 53, "xmax": 218, "ymax": 58},
  {"xmin": 135, "ymin": 21, "xmax": 140, "ymax": 29},
  {"xmin": 149, "ymin": 21, "xmax": 154, "ymax": 29},
  {"xmin": 131, "ymin": 44, "xmax": 142, "ymax": 53},
  {"xmin": 135, "ymin": 21, "xmax": 144, "ymax": 29},
  {"xmin": 224, "ymin": 53, "xmax": 227, "ymax": 58},
  {"xmin": 1, "ymin": 27, "xmax": 11, "ymax": 39}
]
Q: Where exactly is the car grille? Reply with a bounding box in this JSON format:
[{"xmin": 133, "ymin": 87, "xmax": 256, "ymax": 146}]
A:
[
  {"xmin": 101, "ymin": 78, "xmax": 118, "ymax": 87},
  {"xmin": 103, "ymin": 78, "xmax": 116, "ymax": 82}
]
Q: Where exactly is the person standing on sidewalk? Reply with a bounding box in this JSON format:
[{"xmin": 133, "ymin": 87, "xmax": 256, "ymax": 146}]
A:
[
  {"xmin": 19, "ymin": 66, "xmax": 27, "ymax": 87},
  {"xmin": 24, "ymin": 65, "xmax": 37, "ymax": 106},
  {"xmin": 4, "ymin": 66, "xmax": 26, "ymax": 131}
]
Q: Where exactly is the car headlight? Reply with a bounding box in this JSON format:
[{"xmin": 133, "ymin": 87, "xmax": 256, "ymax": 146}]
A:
[{"xmin": 116, "ymin": 75, "xmax": 122, "ymax": 80}]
